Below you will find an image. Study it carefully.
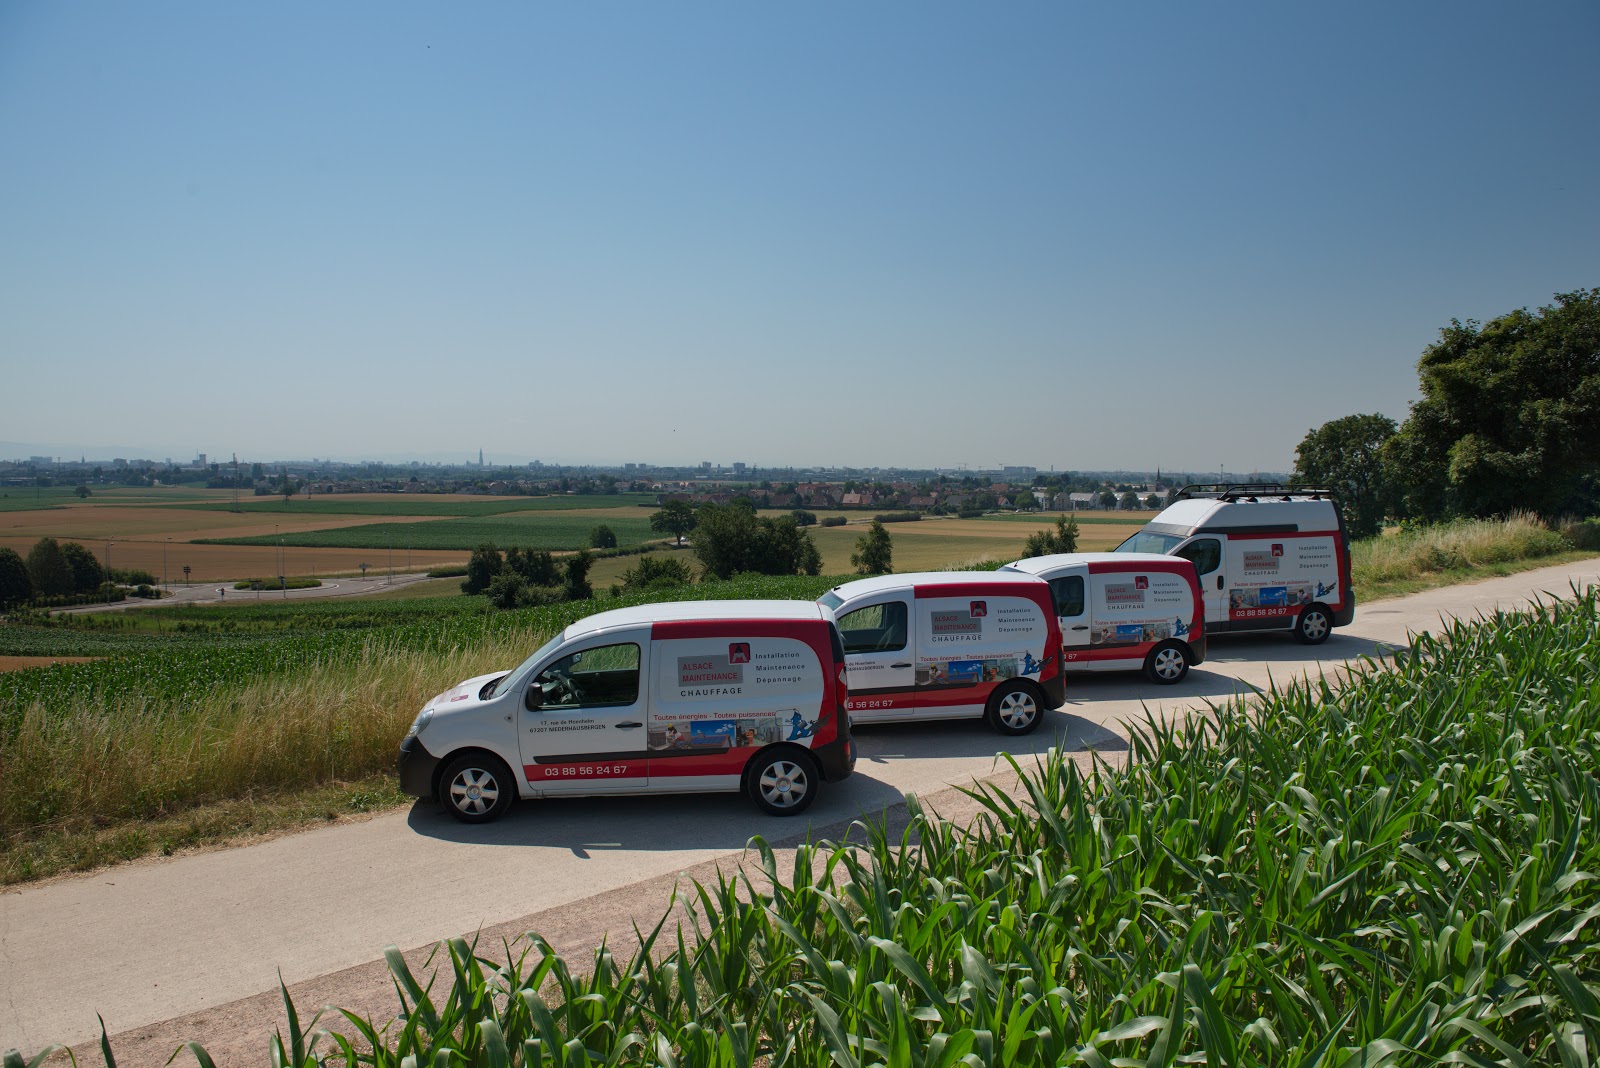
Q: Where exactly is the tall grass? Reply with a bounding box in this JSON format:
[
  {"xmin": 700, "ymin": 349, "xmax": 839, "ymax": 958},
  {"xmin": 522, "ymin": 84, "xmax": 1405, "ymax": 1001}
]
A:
[
  {"xmin": 1352, "ymin": 512, "xmax": 1568, "ymax": 587},
  {"xmin": 26, "ymin": 585, "xmax": 1595, "ymax": 1066}
]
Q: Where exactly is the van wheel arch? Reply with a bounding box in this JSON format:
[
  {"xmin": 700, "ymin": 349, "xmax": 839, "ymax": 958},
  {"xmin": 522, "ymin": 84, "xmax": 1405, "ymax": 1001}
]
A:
[
  {"xmin": 744, "ymin": 745, "xmax": 821, "ymax": 816},
  {"xmin": 1143, "ymin": 640, "xmax": 1190, "ymax": 684},
  {"xmin": 1294, "ymin": 603, "xmax": 1334, "ymax": 645},
  {"xmin": 986, "ymin": 679, "xmax": 1046, "ymax": 735},
  {"xmin": 432, "ymin": 746, "xmax": 521, "ymax": 804}
]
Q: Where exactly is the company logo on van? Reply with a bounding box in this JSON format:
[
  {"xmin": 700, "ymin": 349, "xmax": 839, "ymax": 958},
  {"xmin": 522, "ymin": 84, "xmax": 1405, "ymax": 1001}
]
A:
[
  {"xmin": 728, "ymin": 643, "xmax": 751, "ymax": 664},
  {"xmin": 1134, "ymin": 576, "xmax": 1149, "ymax": 590},
  {"xmin": 931, "ymin": 610, "xmax": 983, "ymax": 636},
  {"xmin": 678, "ymin": 655, "xmax": 745, "ymax": 692},
  {"xmin": 1242, "ymin": 550, "xmax": 1281, "ymax": 573},
  {"xmin": 1103, "ymin": 582, "xmax": 1146, "ymax": 607},
  {"xmin": 969, "ymin": 600, "xmax": 987, "ymax": 617},
  {"xmin": 1271, "ymin": 543, "xmax": 1284, "ymax": 557}
]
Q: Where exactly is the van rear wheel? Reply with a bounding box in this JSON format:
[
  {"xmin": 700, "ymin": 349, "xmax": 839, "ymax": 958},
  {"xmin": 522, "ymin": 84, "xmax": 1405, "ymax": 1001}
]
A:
[
  {"xmin": 440, "ymin": 752, "xmax": 516, "ymax": 824},
  {"xmin": 1294, "ymin": 604, "xmax": 1333, "ymax": 645},
  {"xmin": 1143, "ymin": 641, "xmax": 1189, "ymax": 684},
  {"xmin": 747, "ymin": 749, "xmax": 818, "ymax": 816},
  {"xmin": 986, "ymin": 681, "xmax": 1043, "ymax": 736}
]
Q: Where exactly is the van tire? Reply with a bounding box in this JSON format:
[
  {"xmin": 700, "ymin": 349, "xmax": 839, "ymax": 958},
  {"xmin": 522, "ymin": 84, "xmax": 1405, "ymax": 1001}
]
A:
[
  {"xmin": 746, "ymin": 748, "xmax": 819, "ymax": 816},
  {"xmin": 439, "ymin": 752, "xmax": 517, "ymax": 824},
  {"xmin": 1294, "ymin": 604, "xmax": 1333, "ymax": 646},
  {"xmin": 1143, "ymin": 641, "xmax": 1189, "ymax": 684},
  {"xmin": 986, "ymin": 681, "xmax": 1044, "ymax": 735}
]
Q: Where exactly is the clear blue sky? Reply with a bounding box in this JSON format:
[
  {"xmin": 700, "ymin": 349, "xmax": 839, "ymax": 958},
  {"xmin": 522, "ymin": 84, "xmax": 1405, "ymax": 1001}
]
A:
[{"xmin": 2, "ymin": 2, "xmax": 1596, "ymax": 471}]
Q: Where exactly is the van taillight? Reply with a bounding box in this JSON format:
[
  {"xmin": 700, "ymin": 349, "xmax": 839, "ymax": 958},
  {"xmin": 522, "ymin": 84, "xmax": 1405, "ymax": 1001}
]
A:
[{"xmin": 835, "ymin": 664, "xmax": 850, "ymax": 709}]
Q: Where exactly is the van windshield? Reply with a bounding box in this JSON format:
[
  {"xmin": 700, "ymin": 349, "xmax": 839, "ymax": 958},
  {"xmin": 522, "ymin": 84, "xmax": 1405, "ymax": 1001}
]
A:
[
  {"xmin": 484, "ymin": 632, "xmax": 566, "ymax": 698},
  {"xmin": 817, "ymin": 591, "xmax": 845, "ymax": 612},
  {"xmin": 1115, "ymin": 529, "xmax": 1184, "ymax": 555}
]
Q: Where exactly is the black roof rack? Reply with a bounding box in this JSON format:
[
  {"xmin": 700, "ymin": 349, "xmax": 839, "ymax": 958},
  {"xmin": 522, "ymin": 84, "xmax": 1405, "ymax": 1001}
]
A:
[{"xmin": 1176, "ymin": 483, "xmax": 1337, "ymax": 502}]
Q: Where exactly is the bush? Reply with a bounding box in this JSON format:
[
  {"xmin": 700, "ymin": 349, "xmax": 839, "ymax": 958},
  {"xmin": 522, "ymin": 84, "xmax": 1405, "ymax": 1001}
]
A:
[
  {"xmin": 957, "ymin": 508, "xmax": 984, "ymax": 519},
  {"xmin": 620, "ymin": 555, "xmax": 695, "ymax": 593},
  {"xmin": 791, "ymin": 510, "xmax": 817, "ymax": 527},
  {"xmin": 233, "ymin": 577, "xmax": 323, "ymax": 591},
  {"xmin": 872, "ymin": 511, "xmax": 921, "ymax": 523},
  {"xmin": 589, "ymin": 524, "xmax": 618, "ymax": 550},
  {"xmin": 564, "ymin": 549, "xmax": 594, "ymax": 601},
  {"xmin": 1021, "ymin": 515, "xmax": 1080, "ymax": 559},
  {"xmin": 460, "ymin": 543, "xmax": 503, "ymax": 595},
  {"xmin": 819, "ymin": 516, "xmax": 847, "ymax": 527},
  {"xmin": 426, "ymin": 566, "xmax": 468, "ymax": 578},
  {"xmin": 1561, "ymin": 517, "xmax": 1600, "ymax": 550},
  {"xmin": 1352, "ymin": 513, "xmax": 1567, "ymax": 587}
]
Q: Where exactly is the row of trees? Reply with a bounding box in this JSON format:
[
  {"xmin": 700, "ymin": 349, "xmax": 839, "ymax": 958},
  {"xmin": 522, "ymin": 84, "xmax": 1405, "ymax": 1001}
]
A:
[
  {"xmin": 0, "ymin": 538, "xmax": 158, "ymax": 608},
  {"xmin": 1296, "ymin": 289, "xmax": 1600, "ymax": 538},
  {"xmin": 461, "ymin": 544, "xmax": 594, "ymax": 609}
]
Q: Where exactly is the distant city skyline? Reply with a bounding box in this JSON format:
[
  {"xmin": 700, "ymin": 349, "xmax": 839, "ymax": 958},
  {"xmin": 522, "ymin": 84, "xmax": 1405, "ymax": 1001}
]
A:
[{"xmin": 3, "ymin": 3, "xmax": 1595, "ymax": 469}]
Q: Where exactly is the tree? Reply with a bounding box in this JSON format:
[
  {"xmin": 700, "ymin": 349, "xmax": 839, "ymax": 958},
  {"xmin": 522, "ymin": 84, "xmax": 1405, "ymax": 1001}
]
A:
[
  {"xmin": 61, "ymin": 541, "xmax": 104, "ymax": 594},
  {"xmin": 851, "ymin": 521, "xmax": 893, "ymax": 575},
  {"xmin": 0, "ymin": 547, "xmax": 32, "ymax": 608},
  {"xmin": 1013, "ymin": 490, "xmax": 1038, "ymax": 511},
  {"xmin": 1388, "ymin": 289, "xmax": 1600, "ymax": 520},
  {"xmin": 650, "ymin": 500, "xmax": 697, "ymax": 546},
  {"xmin": 25, "ymin": 537, "xmax": 72, "ymax": 598},
  {"xmin": 1098, "ymin": 490, "xmax": 1118, "ymax": 509},
  {"xmin": 74, "ymin": 484, "xmax": 90, "ymax": 499},
  {"xmin": 1119, "ymin": 491, "xmax": 1139, "ymax": 510},
  {"xmin": 1022, "ymin": 515, "xmax": 1080, "ymax": 559},
  {"xmin": 505, "ymin": 546, "xmax": 560, "ymax": 587},
  {"xmin": 278, "ymin": 476, "xmax": 298, "ymax": 503},
  {"xmin": 590, "ymin": 524, "xmax": 618, "ymax": 550},
  {"xmin": 692, "ymin": 504, "xmax": 822, "ymax": 580},
  {"xmin": 486, "ymin": 571, "xmax": 527, "ymax": 610},
  {"xmin": 1144, "ymin": 494, "xmax": 1161, "ymax": 509},
  {"xmin": 461, "ymin": 543, "xmax": 504, "ymax": 595},
  {"xmin": 791, "ymin": 509, "xmax": 817, "ymax": 527},
  {"xmin": 1293, "ymin": 413, "xmax": 1397, "ymax": 539},
  {"xmin": 564, "ymin": 550, "xmax": 594, "ymax": 601}
]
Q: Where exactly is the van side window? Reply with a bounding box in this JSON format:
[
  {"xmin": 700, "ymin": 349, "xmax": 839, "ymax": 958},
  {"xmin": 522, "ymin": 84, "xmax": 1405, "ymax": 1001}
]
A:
[
  {"xmin": 1177, "ymin": 538, "xmax": 1222, "ymax": 575},
  {"xmin": 534, "ymin": 642, "xmax": 640, "ymax": 709},
  {"xmin": 836, "ymin": 602, "xmax": 908, "ymax": 654},
  {"xmin": 1049, "ymin": 576, "xmax": 1085, "ymax": 617}
]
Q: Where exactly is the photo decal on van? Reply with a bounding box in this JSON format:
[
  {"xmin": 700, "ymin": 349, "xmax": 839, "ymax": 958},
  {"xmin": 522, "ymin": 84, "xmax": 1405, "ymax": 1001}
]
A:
[
  {"xmin": 648, "ymin": 712, "xmax": 806, "ymax": 754},
  {"xmin": 914, "ymin": 651, "xmax": 1043, "ymax": 689}
]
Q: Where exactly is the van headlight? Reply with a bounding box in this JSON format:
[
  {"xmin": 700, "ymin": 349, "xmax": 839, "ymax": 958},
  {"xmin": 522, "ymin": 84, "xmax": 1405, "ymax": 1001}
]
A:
[{"xmin": 406, "ymin": 708, "xmax": 435, "ymax": 738}]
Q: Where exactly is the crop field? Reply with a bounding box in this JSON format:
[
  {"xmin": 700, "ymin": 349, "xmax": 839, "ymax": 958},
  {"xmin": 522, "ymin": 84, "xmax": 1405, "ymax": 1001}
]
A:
[
  {"xmin": 973, "ymin": 510, "xmax": 1160, "ymax": 525},
  {"xmin": 168, "ymin": 492, "xmax": 661, "ymax": 516},
  {"xmin": 108, "ymin": 586, "xmax": 1599, "ymax": 1065},
  {"xmin": 201, "ymin": 513, "xmax": 661, "ymax": 551}
]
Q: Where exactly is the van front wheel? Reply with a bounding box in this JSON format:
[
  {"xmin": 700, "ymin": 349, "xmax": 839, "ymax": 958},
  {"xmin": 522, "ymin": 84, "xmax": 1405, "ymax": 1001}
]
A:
[
  {"xmin": 440, "ymin": 752, "xmax": 516, "ymax": 824},
  {"xmin": 747, "ymin": 749, "xmax": 818, "ymax": 816},
  {"xmin": 1143, "ymin": 641, "xmax": 1189, "ymax": 684},
  {"xmin": 986, "ymin": 681, "xmax": 1043, "ymax": 735},
  {"xmin": 1294, "ymin": 605, "xmax": 1333, "ymax": 646}
]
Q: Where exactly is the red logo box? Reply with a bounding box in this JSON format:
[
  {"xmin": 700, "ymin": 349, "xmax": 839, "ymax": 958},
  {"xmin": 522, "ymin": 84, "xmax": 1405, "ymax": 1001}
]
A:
[
  {"xmin": 969, "ymin": 600, "xmax": 987, "ymax": 617},
  {"xmin": 728, "ymin": 643, "xmax": 751, "ymax": 664},
  {"xmin": 1135, "ymin": 576, "xmax": 1149, "ymax": 590},
  {"xmin": 1271, "ymin": 544, "xmax": 1284, "ymax": 557}
]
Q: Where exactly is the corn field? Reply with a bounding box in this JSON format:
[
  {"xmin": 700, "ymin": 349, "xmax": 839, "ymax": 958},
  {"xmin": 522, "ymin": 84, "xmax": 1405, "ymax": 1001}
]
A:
[{"xmin": 17, "ymin": 584, "xmax": 1593, "ymax": 1066}]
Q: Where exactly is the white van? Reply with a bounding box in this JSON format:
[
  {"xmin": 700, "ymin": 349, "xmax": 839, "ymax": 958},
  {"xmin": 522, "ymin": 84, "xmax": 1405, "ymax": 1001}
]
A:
[
  {"xmin": 1115, "ymin": 484, "xmax": 1355, "ymax": 644},
  {"xmin": 398, "ymin": 600, "xmax": 855, "ymax": 822},
  {"xmin": 817, "ymin": 571, "xmax": 1066, "ymax": 735},
  {"xmin": 1000, "ymin": 553, "xmax": 1205, "ymax": 683}
]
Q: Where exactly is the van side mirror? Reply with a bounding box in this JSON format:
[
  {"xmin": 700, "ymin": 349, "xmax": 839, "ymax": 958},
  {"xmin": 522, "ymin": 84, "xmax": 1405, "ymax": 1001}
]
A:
[{"xmin": 524, "ymin": 686, "xmax": 543, "ymax": 711}]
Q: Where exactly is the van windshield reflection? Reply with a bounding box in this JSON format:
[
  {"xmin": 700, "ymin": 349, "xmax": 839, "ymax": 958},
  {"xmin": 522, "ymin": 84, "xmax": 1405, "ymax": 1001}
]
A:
[{"xmin": 1115, "ymin": 530, "xmax": 1183, "ymax": 554}]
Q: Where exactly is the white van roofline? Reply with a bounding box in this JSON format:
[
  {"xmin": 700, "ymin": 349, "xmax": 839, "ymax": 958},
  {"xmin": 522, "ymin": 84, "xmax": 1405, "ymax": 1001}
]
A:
[
  {"xmin": 564, "ymin": 599, "xmax": 830, "ymax": 641},
  {"xmin": 1002, "ymin": 552, "xmax": 1174, "ymax": 574},
  {"xmin": 824, "ymin": 570, "xmax": 1047, "ymax": 602},
  {"xmin": 1146, "ymin": 497, "xmax": 1338, "ymax": 533}
]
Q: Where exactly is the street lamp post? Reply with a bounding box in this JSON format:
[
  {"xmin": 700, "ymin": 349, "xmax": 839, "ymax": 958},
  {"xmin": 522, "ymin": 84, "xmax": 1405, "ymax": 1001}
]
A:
[
  {"xmin": 163, "ymin": 537, "xmax": 169, "ymax": 597},
  {"xmin": 105, "ymin": 539, "xmax": 113, "ymax": 604}
]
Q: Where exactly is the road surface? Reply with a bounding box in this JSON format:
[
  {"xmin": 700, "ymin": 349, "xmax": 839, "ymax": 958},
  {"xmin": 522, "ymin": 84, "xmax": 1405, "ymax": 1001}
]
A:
[{"xmin": 3, "ymin": 558, "xmax": 1597, "ymax": 1056}]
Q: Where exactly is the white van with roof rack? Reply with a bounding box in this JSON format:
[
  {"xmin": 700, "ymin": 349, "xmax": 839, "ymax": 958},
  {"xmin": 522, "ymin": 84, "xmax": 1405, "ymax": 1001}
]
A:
[{"xmin": 1114, "ymin": 484, "xmax": 1355, "ymax": 644}]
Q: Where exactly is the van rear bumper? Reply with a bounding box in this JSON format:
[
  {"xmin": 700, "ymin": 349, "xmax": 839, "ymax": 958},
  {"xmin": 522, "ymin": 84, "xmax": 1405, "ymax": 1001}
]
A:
[
  {"xmin": 1040, "ymin": 672, "xmax": 1066, "ymax": 710},
  {"xmin": 812, "ymin": 731, "xmax": 856, "ymax": 782},
  {"xmin": 1334, "ymin": 591, "xmax": 1356, "ymax": 627},
  {"xmin": 398, "ymin": 735, "xmax": 441, "ymax": 798}
]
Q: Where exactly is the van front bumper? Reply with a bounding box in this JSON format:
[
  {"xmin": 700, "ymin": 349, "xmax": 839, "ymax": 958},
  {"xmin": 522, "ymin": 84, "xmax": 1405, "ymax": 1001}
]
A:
[{"xmin": 398, "ymin": 734, "xmax": 441, "ymax": 799}]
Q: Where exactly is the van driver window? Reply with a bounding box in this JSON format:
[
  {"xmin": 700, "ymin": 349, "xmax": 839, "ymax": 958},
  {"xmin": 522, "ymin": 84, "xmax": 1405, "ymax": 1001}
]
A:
[
  {"xmin": 836, "ymin": 602, "xmax": 908, "ymax": 654},
  {"xmin": 1050, "ymin": 575, "xmax": 1085, "ymax": 617},
  {"xmin": 1177, "ymin": 539, "xmax": 1222, "ymax": 575},
  {"xmin": 534, "ymin": 642, "xmax": 640, "ymax": 709}
]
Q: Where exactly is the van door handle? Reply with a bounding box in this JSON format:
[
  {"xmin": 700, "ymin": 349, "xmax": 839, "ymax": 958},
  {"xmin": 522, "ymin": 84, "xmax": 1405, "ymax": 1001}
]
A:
[
  {"xmin": 614, "ymin": 722, "xmax": 643, "ymax": 729},
  {"xmin": 1216, "ymin": 575, "xmax": 1225, "ymax": 590},
  {"xmin": 1070, "ymin": 625, "xmax": 1088, "ymax": 631},
  {"xmin": 891, "ymin": 662, "xmax": 912, "ymax": 668}
]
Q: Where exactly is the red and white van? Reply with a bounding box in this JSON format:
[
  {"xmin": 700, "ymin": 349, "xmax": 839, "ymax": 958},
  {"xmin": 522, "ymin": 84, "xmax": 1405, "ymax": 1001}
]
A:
[
  {"xmin": 818, "ymin": 571, "xmax": 1065, "ymax": 735},
  {"xmin": 1001, "ymin": 552, "xmax": 1205, "ymax": 683},
  {"xmin": 399, "ymin": 600, "xmax": 855, "ymax": 822},
  {"xmin": 1115, "ymin": 484, "xmax": 1355, "ymax": 644}
]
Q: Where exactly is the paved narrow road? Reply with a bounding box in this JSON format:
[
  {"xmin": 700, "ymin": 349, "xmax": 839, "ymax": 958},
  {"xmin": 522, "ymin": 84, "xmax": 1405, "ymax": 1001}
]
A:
[{"xmin": 3, "ymin": 559, "xmax": 1598, "ymax": 1056}]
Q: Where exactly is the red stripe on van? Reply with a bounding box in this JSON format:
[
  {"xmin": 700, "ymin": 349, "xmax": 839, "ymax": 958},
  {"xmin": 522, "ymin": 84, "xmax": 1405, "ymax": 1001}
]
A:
[
  {"xmin": 847, "ymin": 685, "xmax": 993, "ymax": 712},
  {"xmin": 650, "ymin": 619, "xmax": 837, "ymax": 744}
]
